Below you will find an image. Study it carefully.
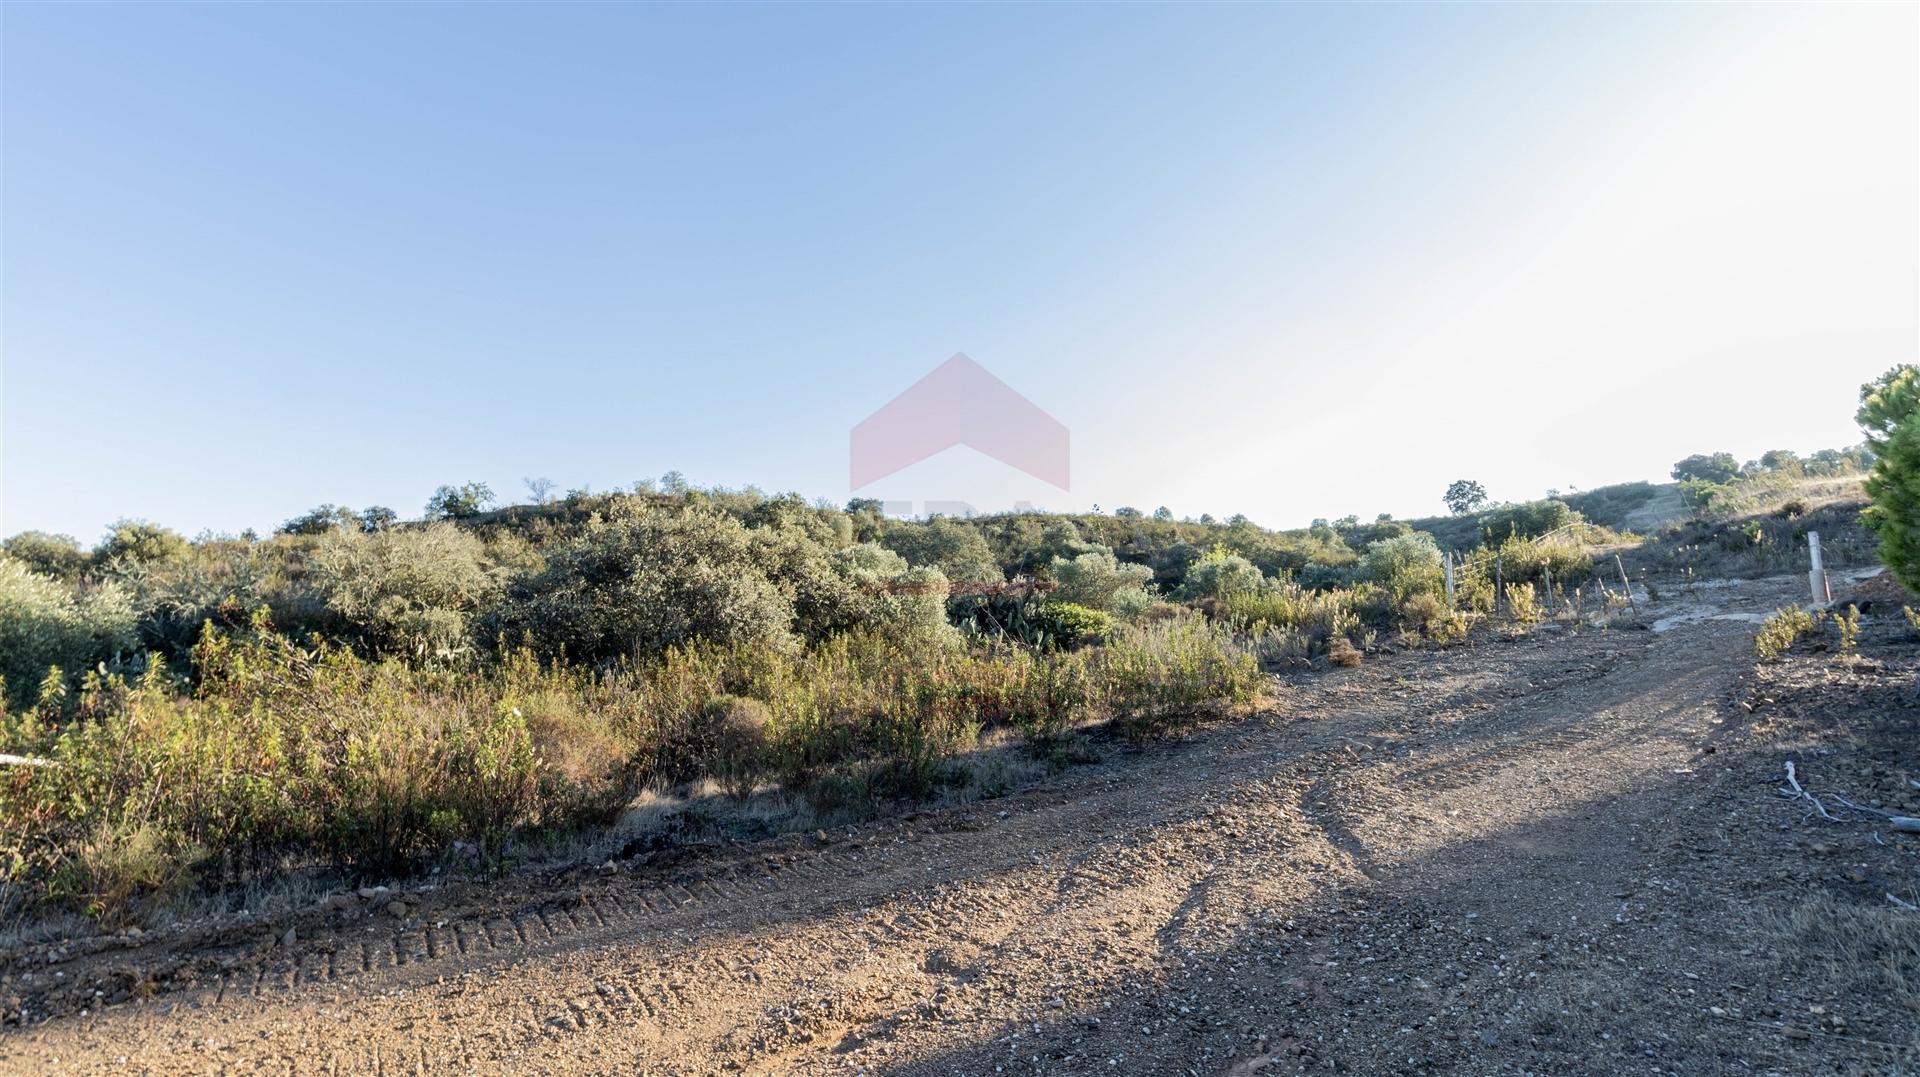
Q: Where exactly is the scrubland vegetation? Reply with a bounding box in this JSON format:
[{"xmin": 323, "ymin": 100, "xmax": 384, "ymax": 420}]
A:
[{"xmin": 0, "ymin": 439, "xmax": 1879, "ymax": 926}]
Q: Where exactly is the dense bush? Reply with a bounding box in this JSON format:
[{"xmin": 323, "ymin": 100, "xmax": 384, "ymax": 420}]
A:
[
  {"xmin": 1477, "ymin": 499, "xmax": 1578, "ymax": 542},
  {"xmin": 1361, "ymin": 533, "xmax": 1444, "ymax": 607},
  {"xmin": 96, "ymin": 520, "xmax": 188, "ymax": 567},
  {"xmin": 0, "ymin": 602, "xmax": 1270, "ymax": 922},
  {"xmin": 108, "ymin": 534, "xmax": 323, "ymax": 662},
  {"xmin": 485, "ymin": 503, "xmax": 795, "ymax": 663},
  {"xmin": 2, "ymin": 531, "xmax": 89, "ymax": 580},
  {"xmin": 0, "ymin": 559, "xmax": 138, "ymax": 710},
  {"xmin": 0, "ymin": 623, "xmax": 642, "ymax": 920},
  {"xmin": 280, "ymin": 504, "xmax": 361, "ymax": 535},
  {"xmin": 1180, "ymin": 547, "xmax": 1265, "ymax": 600},
  {"xmin": 702, "ymin": 695, "xmax": 774, "ymax": 799},
  {"xmin": 5, "ymin": 473, "xmax": 1651, "ymax": 925},
  {"xmin": 1048, "ymin": 547, "xmax": 1156, "ymax": 615},
  {"xmin": 1672, "ymin": 452, "xmax": 1742, "ymax": 484},
  {"xmin": 1103, "ymin": 617, "xmax": 1261, "ymax": 742},
  {"xmin": 1218, "ymin": 581, "xmax": 1365, "ymax": 661},
  {"xmin": 881, "ymin": 517, "xmax": 1002, "ymax": 584},
  {"xmin": 1034, "ymin": 600, "xmax": 1115, "ymax": 647},
  {"xmin": 1488, "ymin": 531, "xmax": 1593, "ymax": 592},
  {"xmin": 825, "ymin": 543, "xmax": 954, "ymax": 642},
  {"xmin": 424, "ymin": 482, "xmax": 496, "ymax": 520},
  {"xmin": 312, "ymin": 522, "xmax": 503, "ymax": 660}
]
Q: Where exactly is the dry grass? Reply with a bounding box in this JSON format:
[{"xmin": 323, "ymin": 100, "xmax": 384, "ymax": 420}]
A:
[{"xmin": 1759, "ymin": 895, "xmax": 1920, "ymax": 1063}]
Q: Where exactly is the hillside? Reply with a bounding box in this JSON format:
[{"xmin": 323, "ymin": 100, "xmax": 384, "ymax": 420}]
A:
[{"xmin": 8, "ymin": 566, "xmax": 1916, "ymax": 1073}]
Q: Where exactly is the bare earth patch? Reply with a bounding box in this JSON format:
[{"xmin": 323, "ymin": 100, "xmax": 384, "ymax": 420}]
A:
[{"xmin": 2, "ymin": 573, "xmax": 1915, "ymax": 1075}]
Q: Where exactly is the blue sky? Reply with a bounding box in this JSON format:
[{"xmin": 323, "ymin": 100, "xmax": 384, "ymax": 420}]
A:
[{"xmin": 4, "ymin": 3, "xmax": 1915, "ymax": 540}]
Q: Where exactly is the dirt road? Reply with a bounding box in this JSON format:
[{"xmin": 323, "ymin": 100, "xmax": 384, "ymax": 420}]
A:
[{"xmin": 5, "ymin": 575, "xmax": 1914, "ymax": 1074}]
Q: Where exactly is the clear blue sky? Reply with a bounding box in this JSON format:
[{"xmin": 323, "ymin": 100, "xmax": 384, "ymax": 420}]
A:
[{"xmin": 4, "ymin": 3, "xmax": 1915, "ymax": 540}]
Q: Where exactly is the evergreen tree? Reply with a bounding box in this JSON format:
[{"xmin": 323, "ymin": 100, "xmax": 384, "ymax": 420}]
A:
[{"xmin": 1860, "ymin": 365, "xmax": 1920, "ymax": 591}]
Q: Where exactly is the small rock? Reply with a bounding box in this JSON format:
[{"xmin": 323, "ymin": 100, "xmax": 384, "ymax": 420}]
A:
[
  {"xmin": 323, "ymin": 893, "xmax": 357, "ymax": 912},
  {"xmin": 386, "ymin": 900, "xmax": 410, "ymax": 919},
  {"xmin": 277, "ymin": 927, "xmax": 296, "ymax": 948},
  {"xmin": 357, "ymin": 886, "xmax": 389, "ymax": 901},
  {"xmin": 1477, "ymin": 1028, "xmax": 1497, "ymax": 1047}
]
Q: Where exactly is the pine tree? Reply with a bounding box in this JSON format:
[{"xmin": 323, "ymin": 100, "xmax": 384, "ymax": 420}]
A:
[{"xmin": 1860, "ymin": 365, "xmax": 1920, "ymax": 592}]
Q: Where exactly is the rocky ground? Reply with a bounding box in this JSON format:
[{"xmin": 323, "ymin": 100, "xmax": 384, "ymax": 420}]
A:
[{"xmin": 2, "ymin": 572, "xmax": 1915, "ymax": 1075}]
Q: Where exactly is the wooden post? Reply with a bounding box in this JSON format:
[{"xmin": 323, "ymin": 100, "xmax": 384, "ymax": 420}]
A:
[
  {"xmin": 1614, "ymin": 554, "xmax": 1637, "ymax": 612},
  {"xmin": 1808, "ymin": 531, "xmax": 1831, "ymax": 605},
  {"xmin": 1444, "ymin": 551, "xmax": 1455, "ymax": 605},
  {"xmin": 1543, "ymin": 563, "xmax": 1554, "ymax": 607},
  {"xmin": 1495, "ymin": 555, "xmax": 1504, "ymax": 615}
]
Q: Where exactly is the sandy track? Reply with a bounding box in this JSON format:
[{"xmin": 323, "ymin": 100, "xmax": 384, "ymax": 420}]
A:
[{"xmin": 2, "ymin": 575, "xmax": 1902, "ymax": 1074}]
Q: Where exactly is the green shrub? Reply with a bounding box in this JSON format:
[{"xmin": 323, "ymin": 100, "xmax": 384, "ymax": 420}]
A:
[
  {"xmin": 313, "ymin": 522, "xmax": 502, "ymax": 660},
  {"xmin": 1505, "ymin": 582, "xmax": 1541, "ymax": 625},
  {"xmin": 1399, "ymin": 591, "xmax": 1465, "ymax": 638},
  {"xmin": 1836, "ymin": 604, "xmax": 1861, "ymax": 651},
  {"xmin": 703, "ymin": 695, "xmax": 773, "ymax": 799},
  {"xmin": 1755, "ymin": 607, "xmax": 1814, "ymax": 660},
  {"xmin": 1489, "ymin": 531, "xmax": 1593, "ymax": 593},
  {"xmin": 1101, "ymin": 616, "xmax": 1260, "ymax": 742},
  {"xmin": 880, "ymin": 518, "xmax": 1002, "ymax": 584},
  {"xmin": 1179, "ymin": 547, "xmax": 1264, "ymax": 601},
  {"xmin": 1004, "ymin": 648, "xmax": 1095, "ymax": 746},
  {"xmin": 279, "ymin": 504, "xmax": 360, "ymax": 536},
  {"xmin": 1048, "ymin": 547, "xmax": 1155, "ymax": 614},
  {"xmin": 1478, "ymin": 499, "xmax": 1577, "ymax": 541},
  {"xmin": 0, "ymin": 559, "xmax": 138, "ymax": 711},
  {"xmin": 0, "ymin": 593, "xmax": 1277, "ymax": 921},
  {"xmin": 1217, "ymin": 582, "xmax": 1363, "ymax": 654},
  {"xmin": 95, "ymin": 520, "xmax": 188, "ymax": 567},
  {"xmin": 1361, "ymin": 533, "xmax": 1444, "ymax": 607},
  {"xmin": 424, "ymin": 481, "xmax": 496, "ymax": 520},
  {"xmin": 1679, "ymin": 477, "xmax": 1728, "ymax": 510},
  {"xmin": 484, "ymin": 502, "xmax": 796, "ymax": 664},
  {"xmin": 1034, "ymin": 601, "xmax": 1114, "ymax": 647},
  {"xmin": 1672, "ymin": 452, "xmax": 1742, "ymax": 484},
  {"xmin": 828, "ymin": 543, "xmax": 954, "ymax": 642},
  {"xmin": 0, "ymin": 617, "xmax": 661, "ymax": 920},
  {"xmin": 2, "ymin": 532, "xmax": 90, "ymax": 581}
]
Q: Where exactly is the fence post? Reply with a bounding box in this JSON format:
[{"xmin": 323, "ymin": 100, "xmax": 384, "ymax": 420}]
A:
[
  {"xmin": 1543, "ymin": 563, "xmax": 1554, "ymax": 607},
  {"xmin": 1495, "ymin": 555, "xmax": 1504, "ymax": 615},
  {"xmin": 1444, "ymin": 551, "xmax": 1455, "ymax": 605},
  {"xmin": 1808, "ymin": 531, "xmax": 1831, "ymax": 605},
  {"xmin": 1614, "ymin": 554, "xmax": 1637, "ymax": 612}
]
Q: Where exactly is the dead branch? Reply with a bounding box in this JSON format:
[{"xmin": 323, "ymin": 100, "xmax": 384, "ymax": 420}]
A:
[
  {"xmin": 0, "ymin": 753, "xmax": 54, "ymax": 768},
  {"xmin": 1779, "ymin": 761, "xmax": 1834, "ymax": 820},
  {"xmin": 1820, "ymin": 794, "xmax": 1920, "ymax": 832}
]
